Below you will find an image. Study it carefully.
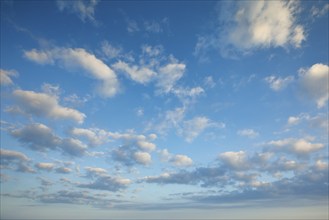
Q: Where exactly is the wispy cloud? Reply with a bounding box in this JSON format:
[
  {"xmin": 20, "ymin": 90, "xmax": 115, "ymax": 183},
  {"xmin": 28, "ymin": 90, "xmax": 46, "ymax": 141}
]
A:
[{"xmin": 56, "ymin": 0, "xmax": 99, "ymax": 23}]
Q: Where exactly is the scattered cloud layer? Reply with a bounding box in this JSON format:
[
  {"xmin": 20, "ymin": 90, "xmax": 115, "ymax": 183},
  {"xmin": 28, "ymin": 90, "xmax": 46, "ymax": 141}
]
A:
[{"xmin": 0, "ymin": 69, "xmax": 18, "ymax": 86}]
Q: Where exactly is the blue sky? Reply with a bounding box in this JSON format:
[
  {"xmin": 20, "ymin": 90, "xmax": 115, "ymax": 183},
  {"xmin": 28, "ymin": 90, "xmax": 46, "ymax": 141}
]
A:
[{"xmin": 0, "ymin": 1, "xmax": 328, "ymax": 219}]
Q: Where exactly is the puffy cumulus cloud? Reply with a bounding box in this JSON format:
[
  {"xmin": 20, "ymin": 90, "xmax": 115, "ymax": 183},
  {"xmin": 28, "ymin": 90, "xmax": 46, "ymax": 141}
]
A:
[
  {"xmin": 219, "ymin": 151, "xmax": 249, "ymax": 170},
  {"xmin": 0, "ymin": 149, "xmax": 34, "ymax": 173},
  {"xmin": 79, "ymin": 175, "xmax": 131, "ymax": 192},
  {"xmin": 56, "ymin": 0, "xmax": 99, "ymax": 23},
  {"xmin": 24, "ymin": 47, "xmax": 120, "ymax": 98},
  {"xmin": 84, "ymin": 166, "xmax": 107, "ymax": 177},
  {"xmin": 133, "ymin": 151, "xmax": 152, "ymax": 165},
  {"xmin": 0, "ymin": 149, "xmax": 30, "ymax": 162},
  {"xmin": 170, "ymin": 155, "xmax": 193, "ymax": 167},
  {"xmin": 11, "ymin": 89, "xmax": 86, "ymax": 123},
  {"xmin": 158, "ymin": 149, "xmax": 193, "ymax": 167},
  {"xmin": 196, "ymin": 1, "xmax": 305, "ymax": 58},
  {"xmin": 10, "ymin": 123, "xmax": 60, "ymax": 151},
  {"xmin": 298, "ymin": 63, "xmax": 329, "ymax": 108},
  {"xmin": 266, "ymin": 138, "xmax": 325, "ymax": 155},
  {"xmin": 60, "ymin": 138, "xmax": 87, "ymax": 157},
  {"xmin": 264, "ymin": 75, "xmax": 294, "ymax": 91},
  {"xmin": 70, "ymin": 127, "xmax": 109, "ymax": 147},
  {"xmin": 35, "ymin": 162, "xmax": 55, "ymax": 171},
  {"xmin": 237, "ymin": 129, "xmax": 259, "ymax": 138},
  {"xmin": 0, "ymin": 69, "xmax": 18, "ymax": 86},
  {"xmin": 9, "ymin": 123, "xmax": 88, "ymax": 157}
]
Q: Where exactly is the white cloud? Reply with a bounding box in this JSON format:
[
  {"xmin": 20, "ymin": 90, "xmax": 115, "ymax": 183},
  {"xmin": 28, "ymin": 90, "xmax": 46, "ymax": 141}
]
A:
[
  {"xmin": 287, "ymin": 116, "xmax": 300, "ymax": 126},
  {"xmin": 56, "ymin": 0, "xmax": 99, "ymax": 23},
  {"xmin": 170, "ymin": 155, "xmax": 193, "ymax": 167},
  {"xmin": 70, "ymin": 127, "xmax": 108, "ymax": 146},
  {"xmin": 35, "ymin": 163, "xmax": 55, "ymax": 171},
  {"xmin": 219, "ymin": 151, "xmax": 248, "ymax": 170},
  {"xmin": 158, "ymin": 149, "xmax": 193, "ymax": 167},
  {"xmin": 298, "ymin": 63, "xmax": 329, "ymax": 108},
  {"xmin": 84, "ymin": 166, "xmax": 107, "ymax": 177},
  {"xmin": 24, "ymin": 47, "xmax": 120, "ymax": 98},
  {"xmin": 196, "ymin": 1, "xmax": 305, "ymax": 58},
  {"xmin": 237, "ymin": 129, "xmax": 259, "ymax": 138},
  {"xmin": 101, "ymin": 41, "xmax": 122, "ymax": 60},
  {"xmin": 264, "ymin": 75, "xmax": 294, "ymax": 91},
  {"xmin": 157, "ymin": 62, "xmax": 186, "ymax": 93},
  {"xmin": 11, "ymin": 89, "xmax": 86, "ymax": 123},
  {"xmin": 133, "ymin": 151, "xmax": 152, "ymax": 165},
  {"xmin": 10, "ymin": 123, "xmax": 88, "ymax": 157},
  {"xmin": 180, "ymin": 116, "xmax": 224, "ymax": 142},
  {"xmin": 267, "ymin": 138, "xmax": 324, "ymax": 155},
  {"xmin": 0, "ymin": 149, "xmax": 30, "ymax": 161},
  {"xmin": 112, "ymin": 60, "xmax": 156, "ymax": 84},
  {"xmin": 0, "ymin": 69, "xmax": 18, "ymax": 86}
]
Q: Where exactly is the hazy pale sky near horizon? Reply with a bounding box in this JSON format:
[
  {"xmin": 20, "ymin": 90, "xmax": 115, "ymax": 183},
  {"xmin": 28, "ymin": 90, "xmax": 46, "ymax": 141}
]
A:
[{"xmin": 0, "ymin": 0, "xmax": 328, "ymax": 219}]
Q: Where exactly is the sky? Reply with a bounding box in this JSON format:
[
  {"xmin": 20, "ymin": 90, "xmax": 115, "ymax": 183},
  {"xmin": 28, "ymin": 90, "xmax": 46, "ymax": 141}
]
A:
[{"xmin": 0, "ymin": 0, "xmax": 328, "ymax": 219}]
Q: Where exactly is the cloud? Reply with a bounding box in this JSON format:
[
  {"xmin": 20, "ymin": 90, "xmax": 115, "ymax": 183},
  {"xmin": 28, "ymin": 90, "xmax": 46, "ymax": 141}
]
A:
[
  {"xmin": 0, "ymin": 69, "xmax": 18, "ymax": 86},
  {"xmin": 298, "ymin": 63, "xmax": 329, "ymax": 108},
  {"xmin": 264, "ymin": 75, "xmax": 294, "ymax": 91},
  {"xmin": 79, "ymin": 175, "xmax": 131, "ymax": 192},
  {"xmin": 101, "ymin": 41, "xmax": 123, "ymax": 60},
  {"xmin": 10, "ymin": 123, "xmax": 61, "ymax": 151},
  {"xmin": 196, "ymin": 1, "xmax": 305, "ymax": 58},
  {"xmin": 203, "ymin": 76, "xmax": 216, "ymax": 88},
  {"xmin": 218, "ymin": 151, "xmax": 249, "ymax": 170},
  {"xmin": 112, "ymin": 60, "xmax": 156, "ymax": 84},
  {"xmin": 170, "ymin": 155, "xmax": 193, "ymax": 167},
  {"xmin": 70, "ymin": 127, "xmax": 109, "ymax": 146},
  {"xmin": 311, "ymin": 3, "xmax": 329, "ymax": 18},
  {"xmin": 266, "ymin": 138, "xmax": 325, "ymax": 155},
  {"xmin": 156, "ymin": 61, "xmax": 186, "ymax": 93},
  {"xmin": 35, "ymin": 162, "xmax": 55, "ymax": 171},
  {"xmin": 11, "ymin": 89, "xmax": 86, "ymax": 123},
  {"xmin": 237, "ymin": 129, "xmax": 259, "ymax": 138},
  {"xmin": 24, "ymin": 47, "xmax": 120, "ymax": 98},
  {"xmin": 0, "ymin": 149, "xmax": 30, "ymax": 162},
  {"xmin": 286, "ymin": 113, "xmax": 328, "ymax": 132},
  {"xmin": 158, "ymin": 149, "xmax": 193, "ymax": 167},
  {"xmin": 134, "ymin": 151, "xmax": 152, "ymax": 165},
  {"xmin": 55, "ymin": 167, "xmax": 72, "ymax": 174},
  {"xmin": 142, "ymin": 166, "xmax": 227, "ymax": 187},
  {"xmin": 84, "ymin": 166, "xmax": 107, "ymax": 177},
  {"xmin": 180, "ymin": 116, "xmax": 224, "ymax": 142},
  {"xmin": 10, "ymin": 123, "xmax": 88, "ymax": 157},
  {"xmin": 0, "ymin": 149, "xmax": 34, "ymax": 173},
  {"xmin": 56, "ymin": 0, "xmax": 99, "ymax": 23}
]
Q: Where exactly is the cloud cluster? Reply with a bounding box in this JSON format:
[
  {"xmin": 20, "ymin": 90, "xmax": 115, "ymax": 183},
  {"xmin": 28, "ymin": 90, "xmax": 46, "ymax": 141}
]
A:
[
  {"xmin": 195, "ymin": 1, "xmax": 305, "ymax": 58},
  {"xmin": 159, "ymin": 149, "xmax": 193, "ymax": 167},
  {"xmin": 264, "ymin": 75, "xmax": 294, "ymax": 91},
  {"xmin": 10, "ymin": 123, "xmax": 87, "ymax": 157},
  {"xmin": 0, "ymin": 149, "xmax": 34, "ymax": 173},
  {"xmin": 24, "ymin": 47, "xmax": 120, "ymax": 98},
  {"xmin": 298, "ymin": 63, "xmax": 329, "ymax": 108},
  {"xmin": 10, "ymin": 89, "xmax": 86, "ymax": 123}
]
